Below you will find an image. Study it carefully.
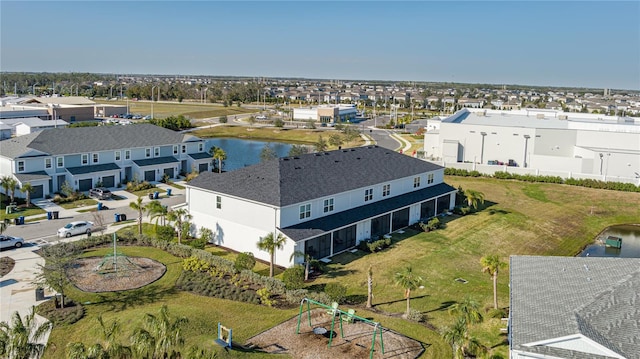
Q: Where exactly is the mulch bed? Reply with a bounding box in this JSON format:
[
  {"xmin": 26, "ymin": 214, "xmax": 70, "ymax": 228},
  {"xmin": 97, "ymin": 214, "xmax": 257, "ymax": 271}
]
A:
[
  {"xmin": 246, "ymin": 308, "xmax": 424, "ymax": 359},
  {"xmin": 0, "ymin": 257, "xmax": 15, "ymax": 277},
  {"xmin": 66, "ymin": 256, "xmax": 166, "ymax": 292}
]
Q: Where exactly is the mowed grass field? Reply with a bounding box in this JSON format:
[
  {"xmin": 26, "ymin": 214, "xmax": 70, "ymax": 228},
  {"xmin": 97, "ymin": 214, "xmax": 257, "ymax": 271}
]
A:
[
  {"xmin": 103, "ymin": 99, "xmax": 259, "ymax": 119},
  {"xmin": 42, "ymin": 177, "xmax": 640, "ymax": 358}
]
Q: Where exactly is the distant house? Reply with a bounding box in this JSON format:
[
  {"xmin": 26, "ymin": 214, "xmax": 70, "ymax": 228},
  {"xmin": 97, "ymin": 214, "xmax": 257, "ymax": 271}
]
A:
[
  {"xmin": 509, "ymin": 255, "xmax": 640, "ymax": 359},
  {"xmin": 0, "ymin": 124, "xmax": 209, "ymax": 200},
  {"xmin": 186, "ymin": 146, "xmax": 456, "ymax": 267}
]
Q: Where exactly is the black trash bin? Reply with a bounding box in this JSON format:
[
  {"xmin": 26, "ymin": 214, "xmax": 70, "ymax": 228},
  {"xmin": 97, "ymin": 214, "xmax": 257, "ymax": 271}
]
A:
[
  {"xmin": 35, "ymin": 287, "xmax": 45, "ymax": 301},
  {"xmin": 120, "ymin": 214, "xmax": 127, "ymax": 221},
  {"xmin": 14, "ymin": 218, "xmax": 20, "ymax": 225},
  {"xmin": 52, "ymin": 211, "xmax": 59, "ymax": 219},
  {"xmin": 148, "ymin": 193, "xmax": 154, "ymax": 200}
]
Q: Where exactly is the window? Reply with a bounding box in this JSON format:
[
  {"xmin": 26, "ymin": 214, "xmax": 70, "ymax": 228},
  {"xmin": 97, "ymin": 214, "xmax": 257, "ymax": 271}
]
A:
[
  {"xmin": 81, "ymin": 154, "xmax": 89, "ymax": 165},
  {"xmin": 115, "ymin": 151, "xmax": 121, "ymax": 161},
  {"xmin": 198, "ymin": 143, "xmax": 204, "ymax": 152},
  {"xmin": 17, "ymin": 161, "xmax": 25, "ymax": 172},
  {"xmin": 181, "ymin": 145, "xmax": 186, "ymax": 154},
  {"xmin": 364, "ymin": 188, "xmax": 373, "ymax": 202},
  {"xmin": 216, "ymin": 196, "xmax": 222, "ymax": 209},
  {"xmin": 145, "ymin": 148, "xmax": 151, "ymax": 158},
  {"xmin": 413, "ymin": 177, "xmax": 421, "ymax": 188},
  {"xmin": 45, "ymin": 158, "xmax": 52, "ymax": 169},
  {"xmin": 92, "ymin": 153, "xmax": 99, "ymax": 163},
  {"xmin": 125, "ymin": 150, "xmax": 131, "ymax": 160},
  {"xmin": 383, "ymin": 184, "xmax": 390, "ymax": 197},
  {"xmin": 299, "ymin": 204, "xmax": 311, "ymax": 219},
  {"xmin": 154, "ymin": 147, "xmax": 160, "ymax": 157},
  {"xmin": 323, "ymin": 198, "xmax": 334, "ymax": 213},
  {"xmin": 427, "ymin": 173, "xmax": 434, "ymax": 184},
  {"xmin": 173, "ymin": 145, "xmax": 179, "ymax": 155},
  {"xmin": 57, "ymin": 157, "xmax": 64, "ymax": 168}
]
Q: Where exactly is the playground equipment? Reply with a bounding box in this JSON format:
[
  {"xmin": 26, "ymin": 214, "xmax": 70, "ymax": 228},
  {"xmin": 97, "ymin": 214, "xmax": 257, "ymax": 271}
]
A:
[
  {"xmin": 94, "ymin": 233, "xmax": 142, "ymax": 276},
  {"xmin": 295, "ymin": 298, "xmax": 384, "ymax": 359},
  {"xmin": 216, "ymin": 322, "xmax": 232, "ymax": 349}
]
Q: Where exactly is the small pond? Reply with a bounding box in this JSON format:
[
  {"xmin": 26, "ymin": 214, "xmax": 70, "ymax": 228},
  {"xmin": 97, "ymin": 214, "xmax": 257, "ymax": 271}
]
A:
[
  {"xmin": 580, "ymin": 224, "xmax": 640, "ymax": 258},
  {"xmin": 206, "ymin": 138, "xmax": 294, "ymax": 171}
]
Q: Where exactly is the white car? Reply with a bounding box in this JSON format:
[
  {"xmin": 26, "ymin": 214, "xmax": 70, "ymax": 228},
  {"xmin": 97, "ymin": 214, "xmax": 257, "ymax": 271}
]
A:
[
  {"xmin": 57, "ymin": 221, "xmax": 93, "ymax": 238},
  {"xmin": 0, "ymin": 235, "xmax": 24, "ymax": 249}
]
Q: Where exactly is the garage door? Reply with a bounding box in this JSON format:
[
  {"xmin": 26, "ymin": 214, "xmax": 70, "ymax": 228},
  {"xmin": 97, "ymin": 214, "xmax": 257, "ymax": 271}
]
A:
[
  {"xmin": 198, "ymin": 163, "xmax": 209, "ymax": 173},
  {"xmin": 102, "ymin": 175, "xmax": 115, "ymax": 188},
  {"xmin": 144, "ymin": 170, "xmax": 155, "ymax": 182},
  {"xmin": 31, "ymin": 185, "xmax": 44, "ymax": 199},
  {"xmin": 79, "ymin": 179, "xmax": 92, "ymax": 192},
  {"xmin": 163, "ymin": 168, "xmax": 174, "ymax": 179}
]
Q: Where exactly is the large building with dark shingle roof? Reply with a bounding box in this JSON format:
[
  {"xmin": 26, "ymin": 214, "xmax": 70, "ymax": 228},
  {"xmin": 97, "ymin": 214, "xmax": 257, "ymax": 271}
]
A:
[
  {"xmin": 509, "ymin": 256, "xmax": 640, "ymax": 359},
  {"xmin": 0, "ymin": 124, "xmax": 210, "ymax": 199},
  {"xmin": 186, "ymin": 146, "xmax": 456, "ymax": 267}
]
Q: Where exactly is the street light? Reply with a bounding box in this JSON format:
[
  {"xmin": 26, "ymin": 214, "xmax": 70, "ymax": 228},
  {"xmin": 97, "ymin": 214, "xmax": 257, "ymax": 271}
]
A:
[
  {"xmin": 523, "ymin": 135, "xmax": 531, "ymax": 168},
  {"xmin": 32, "ymin": 82, "xmax": 39, "ymax": 95},
  {"xmin": 151, "ymin": 85, "xmax": 158, "ymax": 119}
]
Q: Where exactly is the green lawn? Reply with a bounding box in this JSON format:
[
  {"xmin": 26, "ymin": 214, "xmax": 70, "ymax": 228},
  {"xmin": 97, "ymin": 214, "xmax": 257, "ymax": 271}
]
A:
[
  {"xmin": 103, "ymin": 100, "xmax": 259, "ymax": 120},
  {"xmin": 1, "ymin": 195, "xmax": 45, "ymax": 220},
  {"xmin": 58, "ymin": 198, "xmax": 98, "ymax": 210}
]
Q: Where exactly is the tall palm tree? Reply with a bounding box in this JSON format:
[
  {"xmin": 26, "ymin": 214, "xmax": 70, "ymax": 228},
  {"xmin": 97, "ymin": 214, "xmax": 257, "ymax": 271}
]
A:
[
  {"xmin": 464, "ymin": 189, "xmax": 485, "ymax": 210},
  {"xmin": 257, "ymin": 232, "xmax": 287, "ymax": 277},
  {"xmin": 448, "ymin": 297, "xmax": 483, "ymax": 328},
  {"xmin": 289, "ymin": 250, "xmax": 312, "ymax": 281},
  {"xmin": 480, "ymin": 255, "xmax": 507, "ymax": 309},
  {"xmin": 211, "ymin": 146, "xmax": 227, "ymax": 173},
  {"xmin": 366, "ymin": 265, "xmax": 374, "ymax": 309},
  {"xmin": 0, "ymin": 176, "xmax": 11, "ymax": 203},
  {"xmin": 0, "ymin": 307, "xmax": 52, "ymax": 359},
  {"xmin": 167, "ymin": 208, "xmax": 192, "ymax": 244},
  {"xmin": 393, "ymin": 266, "xmax": 424, "ymax": 316},
  {"xmin": 3, "ymin": 177, "xmax": 18, "ymax": 203},
  {"xmin": 130, "ymin": 306, "xmax": 188, "ymax": 359},
  {"xmin": 129, "ymin": 196, "xmax": 147, "ymax": 235},
  {"xmin": 146, "ymin": 200, "xmax": 168, "ymax": 230},
  {"xmin": 20, "ymin": 183, "xmax": 34, "ymax": 207},
  {"xmin": 443, "ymin": 316, "xmax": 486, "ymax": 359}
]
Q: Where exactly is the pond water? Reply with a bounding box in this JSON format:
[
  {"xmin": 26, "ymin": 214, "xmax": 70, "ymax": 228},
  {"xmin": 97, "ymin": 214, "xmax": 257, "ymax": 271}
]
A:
[
  {"xmin": 580, "ymin": 224, "xmax": 640, "ymax": 258},
  {"xmin": 205, "ymin": 138, "xmax": 294, "ymax": 171}
]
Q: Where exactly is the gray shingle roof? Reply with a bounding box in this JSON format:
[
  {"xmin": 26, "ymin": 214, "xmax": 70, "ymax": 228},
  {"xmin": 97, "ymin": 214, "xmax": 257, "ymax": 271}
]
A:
[
  {"xmin": 133, "ymin": 156, "xmax": 179, "ymax": 167},
  {"xmin": 281, "ymin": 183, "xmax": 455, "ymax": 241},
  {"xmin": 510, "ymin": 256, "xmax": 640, "ymax": 358},
  {"xmin": 0, "ymin": 124, "xmax": 201, "ymax": 159},
  {"xmin": 188, "ymin": 152, "xmax": 211, "ymax": 160},
  {"xmin": 14, "ymin": 171, "xmax": 50, "ymax": 182},
  {"xmin": 187, "ymin": 146, "xmax": 444, "ymax": 207},
  {"xmin": 67, "ymin": 163, "xmax": 121, "ymax": 175}
]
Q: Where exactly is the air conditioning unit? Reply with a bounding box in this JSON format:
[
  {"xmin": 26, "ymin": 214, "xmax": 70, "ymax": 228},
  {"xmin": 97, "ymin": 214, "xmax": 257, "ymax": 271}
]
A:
[{"xmin": 558, "ymin": 115, "xmax": 568, "ymax": 120}]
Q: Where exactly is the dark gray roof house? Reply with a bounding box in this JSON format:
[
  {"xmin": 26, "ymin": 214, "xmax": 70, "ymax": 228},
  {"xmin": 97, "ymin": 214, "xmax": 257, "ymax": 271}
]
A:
[{"xmin": 509, "ymin": 255, "xmax": 640, "ymax": 359}]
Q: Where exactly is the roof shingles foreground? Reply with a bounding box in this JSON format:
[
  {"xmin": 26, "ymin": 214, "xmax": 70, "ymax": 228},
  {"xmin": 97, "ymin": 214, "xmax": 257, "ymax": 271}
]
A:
[{"xmin": 510, "ymin": 256, "xmax": 640, "ymax": 359}]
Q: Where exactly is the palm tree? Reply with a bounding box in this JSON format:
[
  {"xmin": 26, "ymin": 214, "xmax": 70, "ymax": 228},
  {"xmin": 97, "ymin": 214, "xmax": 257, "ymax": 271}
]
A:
[
  {"xmin": 1, "ymin": 176, "xmax": 18, "ymax": 203},
  {"xmin": 289, "ymin": 250, "xmax": 312, "ymax": 281},
  {"xmin": 20, "ymin": 183, "xmax": 34, "ymax": 207},
  {"xmin": 366, "ymin": 265, "xmax": 374, "ymax": 308},
  {"xmin": 480, "ymin": 255, "xmax": 507, "ymax": 309},
  {"xmin": 167, "ymin": 208, "xmax": 192, "ymax": 244},
  {"xmin": 130, "ymin": 305, "xmax": 188, "ymax": 359},
  {"xmin": 393, "ymin": 266, "xmax": 424, "ymax": 316},
  {"xmin": 146, "ymin": 200, "xmax": 168, "ymax": 230},
  {"xmin": 129, "ymin": 196, "xmax": 147, "ymax": 235},
  {"xmin": 448, "ymin": 297, "xmax": 483, "ymax": 327},
  {"xmin": 0, "ymin": 307, "xmax": 52, "ymax": 359},
  {"xmin": 257, "ymin": 232, "xmax": 287, "ymax": 277},
  {"xmin": 210, "ymin": 146, "xmax": 227, "ymax": 173},
  {"xmin": 1, "ymin": 176, "xmax": 13, "ymax": 204},
  {"xmin": 443, "ymin": 316, "xmax": 486, "ymax": 359},
  {"xmin": 67, "ymin": 316, "xmax": 131, "ymax": 359},
  {"xmin": 464, "ymin": 189, "xmax": 485, "ymax": 210}
]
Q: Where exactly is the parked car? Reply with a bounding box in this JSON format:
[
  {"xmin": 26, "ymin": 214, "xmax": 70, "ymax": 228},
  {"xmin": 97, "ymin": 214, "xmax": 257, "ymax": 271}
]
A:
[
  {"xmin": 89, "ymin": 187, "xmax": 112, "ymax": 200},
  {"xmin": 0, "ymin": 235, "xmax": 24, "ymax": 249},
  {"xmin": 57, "ymin": 221, "xmax": 93, "ymax": 238},
  {"xmin": 143, "ymin": 115, "xmax": 152, "ymax": 120}
]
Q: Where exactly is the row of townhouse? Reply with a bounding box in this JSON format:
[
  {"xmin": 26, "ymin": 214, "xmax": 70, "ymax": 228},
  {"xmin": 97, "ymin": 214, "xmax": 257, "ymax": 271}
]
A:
[
  {"xmin": 185, "ymin": 146, "xmax": 457, "ymax": 267},
  {"xmin": 0, "ymin": 124, "xmax": 210, "ymax": 199}
]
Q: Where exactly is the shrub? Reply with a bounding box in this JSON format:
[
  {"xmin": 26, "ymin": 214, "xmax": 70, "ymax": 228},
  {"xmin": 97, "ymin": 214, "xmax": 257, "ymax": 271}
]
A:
[
  {"xmin": 282, "ymin": 265, "xmax": 305, "ymax": 290},
  {"xmin": 126, "ymin": 180, "xmax": 155, "ymax": 192},
  {"xmin": 324, "ymin": 282, "xmax": 347, "ymax": 304},
  {"xmin": 36, "ymin": 298, "xmax": 84, "ymax": 326},
  {"xmin": 257, "ymin": 288, "xmax": 274, "ymax": 307},
  {"xmin": 235, "ymin": 252, "xmax": 256, "ymax": 272},
  {"xmin": 405, "ymin": 308, "xmax": 425, "ymax": 322},
  {"xmin": 453, "ymin": 206, "xmax": 472, "ymax": 215},
  {"xmin": 188, "ymin": 238, "xmax": 206, "ymax": 249},
  {"xmin": 487, "ymin": 308, "xmax": 508, "ymax": 319},
  {"xmin": 274, "ymin": 118, "xmax": 284, "ymax": 128}
]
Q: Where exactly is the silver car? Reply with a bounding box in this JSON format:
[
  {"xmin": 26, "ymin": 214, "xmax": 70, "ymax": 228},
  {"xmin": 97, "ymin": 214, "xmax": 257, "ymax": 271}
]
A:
[
  {"xmin": 57, "ymin": 221, "xmax": 94, "ymax": 238},
  {"xmin": 0, "ymin": 235, "xmax": 24, "ymax": 249}
]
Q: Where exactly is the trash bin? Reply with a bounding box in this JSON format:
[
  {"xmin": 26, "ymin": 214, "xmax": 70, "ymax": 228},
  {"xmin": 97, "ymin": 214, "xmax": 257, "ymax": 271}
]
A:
[
  {"xmin": 120, "ymin": 214, "xmax": 127, "ymax": 221},
  {"xmin": 52, "ymin": 211, "xmax": 59, "ymax": 219},
  {"xmin": 114, "ymin": 213, "xmax": 120, "ymax": 223},
  {"xmin": 166, "ymin": 189, "xmax": 172, "ymax": 196},
  {"xmin": 35, "ymin": 287, "xmax": 45, "ymax": 301},
  {"xmin": 153, "ymin": 191, "xmax": 159, "ymax": 199},
  {"xmin": 97, "ymin": 202, "xmax": 103, "ymax": 211},
  {"xmin": 148, "ymin": 193, "xmax": 154, "ymax": 200},
  {"xmin": 14, "ymin": 218, "xmax": 20, "ymax": 225},
  {"xmin": 47, "ymin": 211, "xmax": 53, "ymax": 220},
  {"xmin": 18, "ymin": 216, "xmax": 24, "ymax": 225}
]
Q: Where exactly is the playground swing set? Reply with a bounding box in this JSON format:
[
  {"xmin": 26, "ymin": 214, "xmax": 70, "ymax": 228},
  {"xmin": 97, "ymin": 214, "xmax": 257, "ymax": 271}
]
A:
[{"xmin": 295, "ymin": 298, "xmax": 385, "ymax": 359}]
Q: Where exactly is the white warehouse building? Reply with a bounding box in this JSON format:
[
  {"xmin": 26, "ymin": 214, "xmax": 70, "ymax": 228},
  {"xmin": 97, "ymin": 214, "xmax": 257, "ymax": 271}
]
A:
[
  {"xmin": 293, "ymin": 104, "xmax": 357, "ymax": 124},
  {"xmin": 424, "ymin": 108, "xmax": 640, "ymax": 183}
]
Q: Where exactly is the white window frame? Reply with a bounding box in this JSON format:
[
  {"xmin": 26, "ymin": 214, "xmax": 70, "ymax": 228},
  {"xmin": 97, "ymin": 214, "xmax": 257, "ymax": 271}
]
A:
[
  {"xmin": 299, "ymin": 203, "xmax": 311, "ymax": 219},
  {"xmin": 145, "ymin": 148, "xmax": 152, "ymax": 158},
  {"xmin": 115, "ymin": 151, "xmax": 121, "ymax": 161},
  {"xmin": 125, "ymin": 150, "xmax": 131, "ymax": 160},
  {"xmin": 173, "ymin": 145, "xmax": 179, "ymax": 155},
  {"xmin": 413, "ymin": 177, "xmax": 421, "ymax": 188},
  {"xmin": 383, "ymin": 184, "xmax": 390, "ymax": 197},
  {"xmin": 57, "ymin": 157, "xmax": 64, "ymax": 168},
  {"xmin": 365, "ymin": 188, "xmax": 373, "ymax": 202},
  {"xmin": 45, "ymin": 158, "xmax": 52, "ymax": 169},
  {"xmin": 323, "ymin": 198, "xmax": 334, "ymax": 213},
  {"xmin": 216, "ymin": 196, "xmax": 222, "ymax": 209},
  {"xmin": 427, "ymin": 173, "xmax": 434, "ymax": 184},
  {"xmin": 154, "ymin": 147, "xmax": 160, "ymax": 157},
  {"xmin": 81, "ymin": 153, "xmax": 89, "ymax": 165},
  {"xmin": 92, "ymin": 153, "xmax": 99, "ymax": 164},
  {"xmin": 17, "ymin": 160, "xmax": 25, "ymax": 172}
]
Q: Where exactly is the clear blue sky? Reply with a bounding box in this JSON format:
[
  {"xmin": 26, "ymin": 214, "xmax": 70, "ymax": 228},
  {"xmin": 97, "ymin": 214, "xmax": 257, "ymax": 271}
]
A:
[{"xmin": 1, "ymin": 1, "xmax": 639, "ymax": 90}]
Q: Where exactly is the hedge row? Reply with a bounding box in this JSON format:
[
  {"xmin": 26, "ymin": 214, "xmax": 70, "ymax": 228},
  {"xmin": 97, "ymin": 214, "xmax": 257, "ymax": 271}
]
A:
[{"xmin": 444, "ymin": 168, "xmax": 640, "ymax": 192}]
